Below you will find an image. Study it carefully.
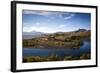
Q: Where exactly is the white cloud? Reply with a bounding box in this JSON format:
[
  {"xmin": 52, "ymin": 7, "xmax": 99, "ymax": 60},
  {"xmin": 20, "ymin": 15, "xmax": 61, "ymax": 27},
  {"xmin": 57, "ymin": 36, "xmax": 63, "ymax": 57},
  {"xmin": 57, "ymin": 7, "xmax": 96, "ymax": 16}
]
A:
[
  {"xmin": 23, "ymin": 20, "xmax": 70, "ymax": 33},
  {"xmin": 64, "ymin": 14, "xmax": 75, "ymax": 20},
  {"xmin": 23, "ymin": 24, "xmax": 66, "ymax": 33},
  {"xmin": 58, "ymin": 24, "xmax": 67, "ymax": 28},
  {"xmin": 23, "ymin": 27, "xmax": 32, "ymax": 32},
  {"xmin": 34, "ymin": 22, "xmax": 41, "ymax": 26},
  {"xmin": 23, "ymin": 10, "xmax": 52, "ymax": 16},
  {"xmin": 23, "ymin": 25, "xmax": 52, "ymax": 33},
  {"xmin": 23, "ymin": 10, "xmax": 75, "ymax": 21}
]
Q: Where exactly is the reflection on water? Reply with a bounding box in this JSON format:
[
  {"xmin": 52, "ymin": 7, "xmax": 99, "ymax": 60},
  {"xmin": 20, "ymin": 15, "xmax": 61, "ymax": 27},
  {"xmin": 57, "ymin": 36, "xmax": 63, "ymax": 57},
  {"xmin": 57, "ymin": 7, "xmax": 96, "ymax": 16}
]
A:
[{"xmin": 23, "ymin": 41, "xmax": 90, "ymax": 58}]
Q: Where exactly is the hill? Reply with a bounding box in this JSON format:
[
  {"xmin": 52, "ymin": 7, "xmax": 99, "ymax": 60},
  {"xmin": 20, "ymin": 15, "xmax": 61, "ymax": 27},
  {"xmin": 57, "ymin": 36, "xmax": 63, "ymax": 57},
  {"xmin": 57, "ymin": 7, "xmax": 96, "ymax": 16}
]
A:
[{"xmin": 23, "ymin": 29, "xmax": 91, "ymax": 48}]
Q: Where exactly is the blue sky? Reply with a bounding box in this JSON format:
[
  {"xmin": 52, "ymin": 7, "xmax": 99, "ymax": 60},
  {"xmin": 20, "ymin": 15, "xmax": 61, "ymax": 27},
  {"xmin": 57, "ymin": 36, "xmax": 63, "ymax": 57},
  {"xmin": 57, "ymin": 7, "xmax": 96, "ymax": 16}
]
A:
[{"xmin": 22, "ymin": 10, "xmax": 91, "ymax": 33}]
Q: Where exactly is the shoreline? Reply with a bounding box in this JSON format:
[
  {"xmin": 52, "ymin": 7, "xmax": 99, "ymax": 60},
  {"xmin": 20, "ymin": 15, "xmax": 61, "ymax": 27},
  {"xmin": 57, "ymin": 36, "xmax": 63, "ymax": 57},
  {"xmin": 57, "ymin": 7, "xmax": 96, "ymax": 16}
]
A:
[
  {"xmin": 23, "ymin": 40, "xmax": 84, "ymax": 49},
  {"xmin": 23, "ymin": 53, "xmax": 91, "ymax": 63}
]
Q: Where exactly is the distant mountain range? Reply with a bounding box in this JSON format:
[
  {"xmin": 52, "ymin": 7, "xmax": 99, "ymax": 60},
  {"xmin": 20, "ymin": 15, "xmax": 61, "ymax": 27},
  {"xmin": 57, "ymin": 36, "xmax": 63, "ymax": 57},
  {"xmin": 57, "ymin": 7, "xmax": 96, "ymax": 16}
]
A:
[
  {"xmin": 23, "ymin": 31, "xmax": 45, "ymax": 39},
  {"xmin": 23, "ymin": 29, "xmax": 89, "ymax": 39}
]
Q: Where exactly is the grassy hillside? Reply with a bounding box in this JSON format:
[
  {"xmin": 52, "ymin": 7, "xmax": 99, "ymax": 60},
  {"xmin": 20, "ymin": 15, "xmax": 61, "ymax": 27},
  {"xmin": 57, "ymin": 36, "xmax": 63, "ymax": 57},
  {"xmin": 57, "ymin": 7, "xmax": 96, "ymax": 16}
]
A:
[{"xmin": 23, "ymin": 29, "xmax": 91, "ymax": 49}]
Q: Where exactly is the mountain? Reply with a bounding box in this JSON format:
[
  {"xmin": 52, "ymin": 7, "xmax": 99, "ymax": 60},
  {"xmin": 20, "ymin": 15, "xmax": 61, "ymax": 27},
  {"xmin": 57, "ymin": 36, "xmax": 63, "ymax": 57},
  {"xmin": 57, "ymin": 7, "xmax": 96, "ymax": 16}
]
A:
[
  {"xmin": 23, "ymin": 31, "xmax": 45, "ymax": 39},
  {"xmin": 23, "ymin": 29, "xmax": 90, "ymax": 39},
  {"xmin": 75, "ymin": 29, "xmax": 87, "ymax": 32}
]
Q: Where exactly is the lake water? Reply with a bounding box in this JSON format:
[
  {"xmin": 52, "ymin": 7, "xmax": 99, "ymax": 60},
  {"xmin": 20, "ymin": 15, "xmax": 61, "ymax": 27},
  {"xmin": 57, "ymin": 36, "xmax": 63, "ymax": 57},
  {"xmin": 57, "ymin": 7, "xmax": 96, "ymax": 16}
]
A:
[{"xmin": 23, "ymin": 41, "xmax": 91, "ymax": 58}]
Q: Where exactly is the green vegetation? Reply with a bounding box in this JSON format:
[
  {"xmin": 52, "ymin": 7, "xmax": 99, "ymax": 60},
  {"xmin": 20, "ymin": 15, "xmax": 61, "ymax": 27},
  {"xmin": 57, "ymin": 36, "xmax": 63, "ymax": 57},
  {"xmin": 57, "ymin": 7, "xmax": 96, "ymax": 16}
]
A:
[
  {"xmin": 23, "ymin": 30, "xmax": 90, "ymax": 48},
  {"xmin": 23, "ymin": 53, "xmax": 90, "ymax": 63},
  {"xmin": 22, "ymin": 30, "xmax": 91, "ymax": 62}
]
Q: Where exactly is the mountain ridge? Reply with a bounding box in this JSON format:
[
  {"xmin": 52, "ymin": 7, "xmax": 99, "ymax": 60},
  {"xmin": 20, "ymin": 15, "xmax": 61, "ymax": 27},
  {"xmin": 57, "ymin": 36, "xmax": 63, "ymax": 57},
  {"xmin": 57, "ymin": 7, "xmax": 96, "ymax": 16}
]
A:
[{"xmin": 23, "ymin": 29, "xmax": 90, "ymax": 39}]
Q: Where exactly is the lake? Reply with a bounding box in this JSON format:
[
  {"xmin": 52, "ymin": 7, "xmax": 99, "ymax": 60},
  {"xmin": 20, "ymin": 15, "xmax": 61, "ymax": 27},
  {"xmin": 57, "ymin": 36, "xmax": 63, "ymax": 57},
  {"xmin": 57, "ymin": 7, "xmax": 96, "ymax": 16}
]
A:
[{"xmin": 23, "ymin": 41, "xmax": 91, "ymax": 58}]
